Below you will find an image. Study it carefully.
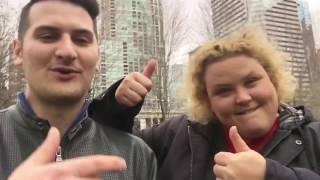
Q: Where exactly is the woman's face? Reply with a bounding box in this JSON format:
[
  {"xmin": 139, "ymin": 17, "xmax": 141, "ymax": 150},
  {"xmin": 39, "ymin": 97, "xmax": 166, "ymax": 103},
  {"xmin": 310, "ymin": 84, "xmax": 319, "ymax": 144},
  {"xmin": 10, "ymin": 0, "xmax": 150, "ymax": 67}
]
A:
[{"xmin": 204, "ymin": 55, "xmax": 279, "ymax": 140}]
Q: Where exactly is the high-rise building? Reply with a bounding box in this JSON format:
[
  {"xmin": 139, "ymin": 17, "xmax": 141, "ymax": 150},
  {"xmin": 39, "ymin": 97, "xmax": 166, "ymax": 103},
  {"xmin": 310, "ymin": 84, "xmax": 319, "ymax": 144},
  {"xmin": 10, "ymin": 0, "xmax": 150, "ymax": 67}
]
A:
[
  {"xmin": 211, "ymin": 0, "xmax": 248, "ymax": 38},
  {"xmin": 95, "ymin": 0, "xmax": 165, "ymax": 126},
  {"xmin": 299, "ymin": 0, "xmax": 320, "ymax": 89},
  {"xmin": 211, "ymin": 0, "xmax": 312, "ymax": 105}
]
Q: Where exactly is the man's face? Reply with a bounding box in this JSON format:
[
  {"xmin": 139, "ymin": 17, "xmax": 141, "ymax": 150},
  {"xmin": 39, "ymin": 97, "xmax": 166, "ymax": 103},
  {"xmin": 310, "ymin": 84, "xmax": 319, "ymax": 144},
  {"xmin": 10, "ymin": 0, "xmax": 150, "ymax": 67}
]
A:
[{"xmin": 14, "ymin": 1, "xmax": 99, "ymax": 104}]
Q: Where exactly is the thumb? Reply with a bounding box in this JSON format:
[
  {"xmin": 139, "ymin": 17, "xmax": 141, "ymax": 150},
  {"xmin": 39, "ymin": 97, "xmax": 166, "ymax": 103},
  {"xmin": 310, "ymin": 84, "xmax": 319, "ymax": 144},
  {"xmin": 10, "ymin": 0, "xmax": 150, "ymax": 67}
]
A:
[
  {"xmin": 229, "ymin": 126, "xmax": 250, "ymax": 152},
  {"xmin": 143, "ymin": 59, "xmax": 157, "ymax": 78},
  {"xmin": 24, "ymin": 127, "xmax": 61, "ymax": 166}
]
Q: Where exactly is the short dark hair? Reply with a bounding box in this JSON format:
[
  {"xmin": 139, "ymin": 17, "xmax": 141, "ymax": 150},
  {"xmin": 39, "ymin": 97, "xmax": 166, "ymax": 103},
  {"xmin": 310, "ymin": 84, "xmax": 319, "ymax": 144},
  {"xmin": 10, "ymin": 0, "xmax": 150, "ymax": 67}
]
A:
[{"xmin": 18, "ymin": 0, "xmax": 99, "ymax": 41}]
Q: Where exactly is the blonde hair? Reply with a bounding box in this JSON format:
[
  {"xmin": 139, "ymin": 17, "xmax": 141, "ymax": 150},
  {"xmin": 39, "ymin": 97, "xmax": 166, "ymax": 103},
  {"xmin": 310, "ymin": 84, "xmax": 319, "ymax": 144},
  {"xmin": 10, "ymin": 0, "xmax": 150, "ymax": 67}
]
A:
[{"xmin": 185, "ymin": 27, "xmax": 297, "ymax": 124}]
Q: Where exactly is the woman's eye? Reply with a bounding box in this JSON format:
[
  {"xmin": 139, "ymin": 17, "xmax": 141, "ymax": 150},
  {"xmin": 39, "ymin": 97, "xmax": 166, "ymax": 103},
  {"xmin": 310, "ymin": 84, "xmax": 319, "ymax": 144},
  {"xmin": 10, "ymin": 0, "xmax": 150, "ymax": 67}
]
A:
[
  {"xmin": 214, "ymin": 88, "xmax": 232, "ymax": 96},
  {"xmin": 245, "ymin": 77, "xmax": 260, "ymax": 87}
]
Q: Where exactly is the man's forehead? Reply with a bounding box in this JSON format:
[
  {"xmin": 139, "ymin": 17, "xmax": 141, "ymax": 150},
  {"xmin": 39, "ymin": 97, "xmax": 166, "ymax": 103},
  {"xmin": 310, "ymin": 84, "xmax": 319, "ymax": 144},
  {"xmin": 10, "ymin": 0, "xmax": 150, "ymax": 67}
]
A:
[
  {"xmin": 30, "ymin": 0, "xmax": 70, "ymax": 3},
  {"xmin": 27, "ymin": 1, "xmax": 94, "ymax": 31}
]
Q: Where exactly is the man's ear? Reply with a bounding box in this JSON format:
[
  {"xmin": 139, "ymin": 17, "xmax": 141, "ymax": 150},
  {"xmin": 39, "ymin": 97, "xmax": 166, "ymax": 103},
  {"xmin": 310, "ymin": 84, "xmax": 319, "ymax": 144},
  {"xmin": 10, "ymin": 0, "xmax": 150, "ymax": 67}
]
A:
[{"xmin": 13, "ymin": 39, "xmax": 23, "ymax": 66}]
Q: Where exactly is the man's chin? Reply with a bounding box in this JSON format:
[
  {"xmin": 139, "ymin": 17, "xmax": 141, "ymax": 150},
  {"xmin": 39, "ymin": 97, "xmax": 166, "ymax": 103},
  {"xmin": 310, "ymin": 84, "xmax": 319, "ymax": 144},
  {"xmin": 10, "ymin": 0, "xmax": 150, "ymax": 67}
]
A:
[{"xmin": 45, "ymin": 92, "xmax": 87, "ymax": 105}]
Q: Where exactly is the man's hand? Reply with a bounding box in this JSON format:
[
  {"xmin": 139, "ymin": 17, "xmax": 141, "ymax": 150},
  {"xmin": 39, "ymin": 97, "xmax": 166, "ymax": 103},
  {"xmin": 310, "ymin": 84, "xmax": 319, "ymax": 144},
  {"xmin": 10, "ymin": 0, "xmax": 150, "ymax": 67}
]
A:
[
  {"xmin": 115, "ymin": 59, "xmax": 157, "ymax": 107},
  {"xmin": 8, "ymin": 127, "xmax": 127, "ymax": 180},
  {"xmin": 213, "ymin": 126, "xmax": 266, "ymax": 180}
]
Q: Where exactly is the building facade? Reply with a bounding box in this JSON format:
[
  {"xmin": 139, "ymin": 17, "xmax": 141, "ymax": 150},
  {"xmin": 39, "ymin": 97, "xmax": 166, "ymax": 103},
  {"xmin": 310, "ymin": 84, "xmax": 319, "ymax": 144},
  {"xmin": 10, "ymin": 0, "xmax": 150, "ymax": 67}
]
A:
[
  {"xmin": 299, "ymin": 0, "xmax": 320, "ymax": 90},
  {"xmin": 95, "ymin": 0, "xmax": 165, "ymax": 127}
]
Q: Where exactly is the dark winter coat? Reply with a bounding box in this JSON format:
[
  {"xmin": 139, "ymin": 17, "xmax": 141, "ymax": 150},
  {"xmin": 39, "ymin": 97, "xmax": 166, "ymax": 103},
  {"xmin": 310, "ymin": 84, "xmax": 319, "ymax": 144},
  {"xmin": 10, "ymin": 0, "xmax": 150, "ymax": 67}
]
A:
[
  {"xmin": 90, "ymin": 83, "xmax": 320, "ymax": 180},
  {"xmin": 134, "ymin": 104, "xmax": 320, "ymax": 180}
]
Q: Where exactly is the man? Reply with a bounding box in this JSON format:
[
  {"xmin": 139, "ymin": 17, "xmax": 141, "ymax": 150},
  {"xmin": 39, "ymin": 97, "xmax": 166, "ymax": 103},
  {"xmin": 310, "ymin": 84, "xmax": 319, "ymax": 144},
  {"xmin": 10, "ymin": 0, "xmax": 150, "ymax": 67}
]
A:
[{"xmin": 0, "ymin": 0, "xmax": 157, "ymax": 179}]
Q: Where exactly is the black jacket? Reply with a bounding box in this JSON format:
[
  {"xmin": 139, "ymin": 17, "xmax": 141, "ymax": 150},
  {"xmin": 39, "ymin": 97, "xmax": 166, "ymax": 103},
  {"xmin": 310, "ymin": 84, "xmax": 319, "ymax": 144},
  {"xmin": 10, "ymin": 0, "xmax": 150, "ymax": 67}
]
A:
[
  {"xmin": 135, "ymin": 105, "xmax": 320, "ymax": 180},
  {"xmin": 90, "ymin": 86, "xmax": 320, "ymax": 180}
]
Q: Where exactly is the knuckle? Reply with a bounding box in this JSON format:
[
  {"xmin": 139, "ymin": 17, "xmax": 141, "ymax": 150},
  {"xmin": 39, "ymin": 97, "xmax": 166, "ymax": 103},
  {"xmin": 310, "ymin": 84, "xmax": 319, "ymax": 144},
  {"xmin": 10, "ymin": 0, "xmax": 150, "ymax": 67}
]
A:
[
  {"xmin": 122, "ymin": 78, "xmax": 131, "ymax": 84},
  {"xmin": 213, "ymin": 165, "xmax": 218, "ymax": 173},
  {"xmin": 214, "ymin": 152, "xmax": 222, "ymax": 160},
  {"xmin": 47, "ymin": 169, "xmax": 65, "ymax": 179},
  {"xmin": 135, "ymin": 96, "xmax": 143, "ymax": 103},
  {"xmin": 142, "ymin": 89, "xmax": 148, "ymax": 96},
  {"xmin": 145, "ymin": 81, "xmax": 152, "ymax": 91},
  {"xmin": 131, "ymin": 72, "xmax": 140, "ymax": 77}
]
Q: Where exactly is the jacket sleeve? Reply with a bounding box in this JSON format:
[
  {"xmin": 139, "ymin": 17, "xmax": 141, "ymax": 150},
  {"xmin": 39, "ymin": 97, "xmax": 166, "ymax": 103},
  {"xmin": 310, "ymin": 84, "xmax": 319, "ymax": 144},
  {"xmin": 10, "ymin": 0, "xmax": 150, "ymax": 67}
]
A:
[
  {"xmin": 138, "ymin": 115, "xmax": 187, "ymax": 166},
  {"xmin": 88, "ymin": 79, "xmax": 143, "ymax": 133},
  {"xmin": 266, "ymin": 159, "xmax": 320, "ymax": 180},
  {"xmin": 138, "ymin": 147, "xmax": 158, "ymax": 180}
]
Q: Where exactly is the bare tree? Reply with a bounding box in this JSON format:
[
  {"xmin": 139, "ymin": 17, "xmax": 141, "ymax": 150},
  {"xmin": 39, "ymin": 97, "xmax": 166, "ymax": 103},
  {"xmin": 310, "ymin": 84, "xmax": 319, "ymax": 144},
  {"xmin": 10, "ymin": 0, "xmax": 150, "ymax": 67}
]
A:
[
  {"xmin": 155, "ymin": 0, "xmax": 187, "ymax": 122},
  {"xmin": 0, "ymin": 12, "xmax": 24, "ymax": 108},
  {"xmin": 0, "ymin": 14, "xmax": 13, "ymax": 107},
  {"xmin": 308, "ymin": 51, "xmax": 320, "ymax": 119},
  {"xmin": 190, "ymin": 0, "xmax": 214, "ymax": 43},
  {"xmin": 309, "ymin": 85, "xmax": 320, "ymax": 119}
]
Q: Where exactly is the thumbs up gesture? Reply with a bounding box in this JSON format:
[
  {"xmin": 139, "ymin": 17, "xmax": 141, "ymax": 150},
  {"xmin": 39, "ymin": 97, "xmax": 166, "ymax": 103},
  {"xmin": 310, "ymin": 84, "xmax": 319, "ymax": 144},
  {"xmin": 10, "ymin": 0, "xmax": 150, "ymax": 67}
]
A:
[
  {"xmin": 213, "ymin": 126, "xmax": 266, "ymax": 180},
  {"xmin": 8, "ymin": 127, "xmax": 127, "ymax": 180},
  {"xmin": 115, "ymin": 59, "xmax": 157, "ymax": 107}
]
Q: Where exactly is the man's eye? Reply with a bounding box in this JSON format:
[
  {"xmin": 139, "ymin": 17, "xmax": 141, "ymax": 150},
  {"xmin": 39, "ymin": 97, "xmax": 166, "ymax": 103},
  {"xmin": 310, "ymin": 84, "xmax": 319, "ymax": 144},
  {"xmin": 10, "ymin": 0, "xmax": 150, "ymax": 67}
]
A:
[
  {"xmin": 75, "ymin": 37, "xmax": 90, "ymax": 44},
  {"xmin": 38, "ymin": 33, "xmax": 57, "ymax": 41},
  {"xmin": 73, "ymin": 34, "xmax": 93, "ymax": 46}
]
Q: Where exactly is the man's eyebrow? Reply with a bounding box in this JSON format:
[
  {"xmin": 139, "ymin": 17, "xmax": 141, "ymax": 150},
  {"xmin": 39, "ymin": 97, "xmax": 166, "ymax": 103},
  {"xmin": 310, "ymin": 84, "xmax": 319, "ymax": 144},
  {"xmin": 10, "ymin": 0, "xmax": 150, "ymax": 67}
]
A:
[
  {"xmin": 34, "ymin": 25, "xmax": 60, "ymax": 33},
  {"xmin": 73, "ymin": 29, "xmax": 94, "ymax": 36}
]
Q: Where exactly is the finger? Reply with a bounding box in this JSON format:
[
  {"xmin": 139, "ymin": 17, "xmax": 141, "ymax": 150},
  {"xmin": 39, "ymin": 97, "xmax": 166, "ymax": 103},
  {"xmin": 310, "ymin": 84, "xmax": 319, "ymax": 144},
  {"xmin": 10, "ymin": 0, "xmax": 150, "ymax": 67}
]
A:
[
  {"xmin": 122, "ymin": 89, "xmax": 144, "ymax": 105},
  {"xmin": 54, "ymin": 155, "xmax": 127, "ymax": 177},
  {"xmin": 116, "ymin": 95, "xmax": 136, "ymax": 107},
  {"xmin": 229, "ymin": 126, "xmax": 250, "ymax": 152},
  {"xmin": 143, "ymin": 59, "xmax": 157, "ymax": 79},
  {"xmin": 68, "ymin": 177, "xmax": 101, "ymax": 180},
  {"xmin": 115, "ymin": 79, "xmax": 146, "ymax": 106},
  {"xmin": 128, "ymin": 80, "xmax": 149, "ymax": 95},
  {"xmin": 214, "ymin": 152, "xmax": 234, "ymax": 166},
  {"xmin": 132, "ymin": 73, "xmax": 152, "ymax": 92},
  {"xmin": 24, "ymin": 127, "xmax": 61, "ymax": 165},
  {"xmin": 213, "ymin": 164, "xmax": 229, "ymax": 178}
]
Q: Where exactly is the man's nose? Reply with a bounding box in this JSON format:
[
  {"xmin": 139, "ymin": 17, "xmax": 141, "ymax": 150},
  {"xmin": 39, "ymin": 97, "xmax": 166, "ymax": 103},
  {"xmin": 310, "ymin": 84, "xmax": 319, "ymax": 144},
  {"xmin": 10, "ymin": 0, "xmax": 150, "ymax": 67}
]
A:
[{"xmin": 55, "ymin": 34, "xmax": 77, "ymax": 61}]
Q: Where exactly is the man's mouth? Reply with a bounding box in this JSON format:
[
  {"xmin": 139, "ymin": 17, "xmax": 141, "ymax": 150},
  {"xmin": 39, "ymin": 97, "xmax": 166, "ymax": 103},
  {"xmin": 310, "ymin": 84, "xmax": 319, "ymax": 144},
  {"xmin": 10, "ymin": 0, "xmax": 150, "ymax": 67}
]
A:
[
  {"xmin": 49, "ymin": 66, "xmax": 81, "ymax": 80},
  {"xmin": 50, "ymin": 67, "xmax": 81, "ymax": 74}
]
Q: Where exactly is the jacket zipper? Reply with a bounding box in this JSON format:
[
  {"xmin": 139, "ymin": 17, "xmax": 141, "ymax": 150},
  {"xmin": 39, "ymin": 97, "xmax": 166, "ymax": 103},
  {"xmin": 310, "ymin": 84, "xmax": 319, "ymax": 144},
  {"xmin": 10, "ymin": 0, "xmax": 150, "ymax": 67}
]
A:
[
  {"xmin": 56, "ymin": 146, "xmax": 63, "ymax": 162},
  {"xmin": 187, "ymin": 125, "xmax": 193, "ymax": 180}
]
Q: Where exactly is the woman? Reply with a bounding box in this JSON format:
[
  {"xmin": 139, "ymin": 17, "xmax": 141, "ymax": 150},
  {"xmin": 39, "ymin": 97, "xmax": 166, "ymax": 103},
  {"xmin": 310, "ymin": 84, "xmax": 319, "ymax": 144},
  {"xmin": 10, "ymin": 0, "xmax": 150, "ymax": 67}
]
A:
[{"xmin": 90, "ymin": 28, "xmax": 320, "ymax": 180}]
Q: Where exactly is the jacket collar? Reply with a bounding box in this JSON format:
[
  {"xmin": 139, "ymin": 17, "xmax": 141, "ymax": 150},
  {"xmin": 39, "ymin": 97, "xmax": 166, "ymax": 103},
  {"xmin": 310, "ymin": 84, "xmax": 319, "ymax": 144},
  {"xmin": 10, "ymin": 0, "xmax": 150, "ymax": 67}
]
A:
[
  {"xmin": 278, "ymin": 103, "xmax": 310, "ymax": 130},
  {"xmin": 16, "ymin": 92, "xmax": 90, "ymax": 139}
]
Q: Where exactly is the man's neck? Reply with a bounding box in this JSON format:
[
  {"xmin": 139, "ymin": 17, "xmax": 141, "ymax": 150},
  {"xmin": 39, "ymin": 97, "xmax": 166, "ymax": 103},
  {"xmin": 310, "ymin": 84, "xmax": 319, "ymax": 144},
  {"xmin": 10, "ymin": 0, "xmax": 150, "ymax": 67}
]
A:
[{"xmin": 25, "ymin": 92, "xmax": 86, "ymax": 135}]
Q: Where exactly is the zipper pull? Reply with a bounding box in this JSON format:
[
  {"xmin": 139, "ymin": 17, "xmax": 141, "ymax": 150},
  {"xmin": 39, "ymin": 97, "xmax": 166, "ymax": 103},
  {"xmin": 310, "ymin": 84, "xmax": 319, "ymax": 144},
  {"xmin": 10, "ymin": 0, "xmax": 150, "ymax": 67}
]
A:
[{"xmin": 56, "ymin": 146, "xmax": 63, "ymax": 162}]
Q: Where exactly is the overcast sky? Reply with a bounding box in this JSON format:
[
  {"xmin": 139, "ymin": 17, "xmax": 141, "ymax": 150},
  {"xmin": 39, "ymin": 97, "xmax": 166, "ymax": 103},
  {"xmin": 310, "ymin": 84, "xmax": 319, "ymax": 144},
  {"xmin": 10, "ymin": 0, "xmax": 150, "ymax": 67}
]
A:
[{"xmin": 308, "ymin": 0, "xmax": 320, "ymax": 48}]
